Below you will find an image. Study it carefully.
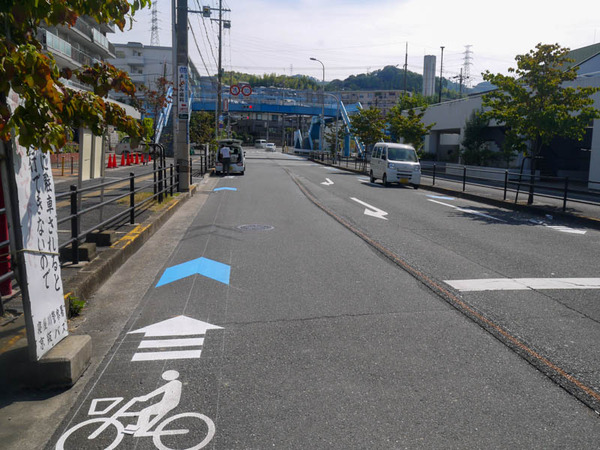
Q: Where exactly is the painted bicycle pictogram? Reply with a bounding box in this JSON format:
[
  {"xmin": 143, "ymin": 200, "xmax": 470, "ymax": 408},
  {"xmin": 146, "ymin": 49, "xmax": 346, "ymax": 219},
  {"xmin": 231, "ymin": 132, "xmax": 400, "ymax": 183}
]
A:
[{"xmin": 56, "ymin": 370, "xmax": 215, "ymax": 450}]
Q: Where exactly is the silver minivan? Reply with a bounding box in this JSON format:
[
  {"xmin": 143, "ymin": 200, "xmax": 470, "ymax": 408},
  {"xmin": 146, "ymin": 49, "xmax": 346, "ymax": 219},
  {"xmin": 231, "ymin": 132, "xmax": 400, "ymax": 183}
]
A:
[{"xmin": 369, "ymin": 142, "xmax": 421, "ymax": 188}]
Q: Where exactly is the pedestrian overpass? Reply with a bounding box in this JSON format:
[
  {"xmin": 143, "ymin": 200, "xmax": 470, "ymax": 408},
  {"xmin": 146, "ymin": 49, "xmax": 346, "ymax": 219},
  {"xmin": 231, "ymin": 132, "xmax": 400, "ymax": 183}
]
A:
[{"xmin": 190, "ymin": 94, "xmax": 365, "ymax": 155}]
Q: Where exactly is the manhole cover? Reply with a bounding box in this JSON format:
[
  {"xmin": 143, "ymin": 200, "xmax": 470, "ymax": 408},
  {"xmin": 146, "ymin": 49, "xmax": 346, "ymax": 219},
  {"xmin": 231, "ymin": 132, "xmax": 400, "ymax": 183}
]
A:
[{"xmin": 237, "ymin": 224, "xmax": 274, "ymax": 232}]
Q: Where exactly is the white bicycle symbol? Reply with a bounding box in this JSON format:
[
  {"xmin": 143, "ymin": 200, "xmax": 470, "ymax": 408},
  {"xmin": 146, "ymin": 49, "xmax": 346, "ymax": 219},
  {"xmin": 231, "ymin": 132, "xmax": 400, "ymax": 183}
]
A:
[{"xmin": 56, "ymin": 370, "xmax": 215, "ymax": 450}]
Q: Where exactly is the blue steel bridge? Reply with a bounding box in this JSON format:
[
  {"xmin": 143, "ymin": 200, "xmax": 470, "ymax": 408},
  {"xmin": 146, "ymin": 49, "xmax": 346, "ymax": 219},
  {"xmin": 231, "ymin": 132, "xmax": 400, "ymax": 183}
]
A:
[{"xmin": 190, "ymin": 91, "xmax": 364, "ymax": 154}]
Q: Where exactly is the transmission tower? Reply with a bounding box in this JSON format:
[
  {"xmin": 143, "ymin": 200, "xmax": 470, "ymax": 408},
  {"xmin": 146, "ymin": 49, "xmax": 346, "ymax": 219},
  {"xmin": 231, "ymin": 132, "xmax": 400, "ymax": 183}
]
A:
[
  {"xmin": 151, "ymin": 1, "xmax": 160, "ymax": 45},
  {"xmin": 462, "ymin": 45, "xmax": 473, "ymax": 88}
]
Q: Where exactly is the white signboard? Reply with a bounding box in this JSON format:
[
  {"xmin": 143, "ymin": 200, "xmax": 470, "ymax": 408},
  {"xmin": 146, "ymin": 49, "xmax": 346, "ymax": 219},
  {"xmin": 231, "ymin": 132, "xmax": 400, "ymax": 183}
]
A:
[
  {"xmin": 178, "ymin": 65, "xmax": 189, "ymax": 118},
  {"xmin": 9, "ymin": 95, "xmax": 68, "ymax": 359}
]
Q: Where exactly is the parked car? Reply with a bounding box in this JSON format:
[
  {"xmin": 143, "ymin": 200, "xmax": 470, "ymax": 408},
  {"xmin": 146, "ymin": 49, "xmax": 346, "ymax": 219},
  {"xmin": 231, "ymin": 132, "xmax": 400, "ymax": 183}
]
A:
[
  {"xmin": 369, "ymin": 142, "xmax": 421, "ymax": 188},
  {"xmin": 265, "ymin": 143, "xmax": 276, "ymax": 152},
  {"xmin": 254, "ymin": 139, "xmax": 267, "ymax": 149},
  {"xmin": 114, "ymin": 137, "xmax": 156, "ymax": 157},
  {"xmin": 216, "ymin": 139, "xmax": 245, "ymax": 175}
]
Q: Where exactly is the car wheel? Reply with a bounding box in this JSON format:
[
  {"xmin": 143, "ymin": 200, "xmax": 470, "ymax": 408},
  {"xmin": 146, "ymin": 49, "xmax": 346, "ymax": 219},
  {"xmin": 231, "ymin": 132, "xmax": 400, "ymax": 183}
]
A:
[
  {"xmin": 241, "ymin": 171, "xmax": 245, "ymax": 175},
  {"xmin": 412, "ymin": 184, "xmax": 419, "ymax": 190},
  {"xmin": 369, "ymin": 170, "xmax": 375, "ymax": 183},
  {"xmin": 382, "ymin": 174, "xmax": 388, "ymax": 187}
]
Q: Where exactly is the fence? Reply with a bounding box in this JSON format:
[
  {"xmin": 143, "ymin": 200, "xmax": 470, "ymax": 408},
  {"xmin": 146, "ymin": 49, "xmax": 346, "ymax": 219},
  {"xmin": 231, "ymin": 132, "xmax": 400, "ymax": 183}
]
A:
[{"xmin": 420, "ymin": 162, "xmax": 600, "ymax": 212}]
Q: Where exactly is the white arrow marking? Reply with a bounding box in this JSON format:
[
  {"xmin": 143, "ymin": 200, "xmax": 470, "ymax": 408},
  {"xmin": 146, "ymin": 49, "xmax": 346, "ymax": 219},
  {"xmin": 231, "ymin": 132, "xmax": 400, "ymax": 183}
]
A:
[
  {"xmin": 428, "ymin": 199, "xmax": 506, "ymax": 222},
  {"xmin": 321, "ymin": 178, "xmax": 334, "ymax": 186},
  {"xmin": 128, "ymin": 315, "xmax": 222, "ymax": 337},
  {"xmin": 128, "ymin": 316, "xmax": 222, "ymax": 362},
  {"xmin": 351, "ymin": 197, "xmax": 388, "ymax": 220}
]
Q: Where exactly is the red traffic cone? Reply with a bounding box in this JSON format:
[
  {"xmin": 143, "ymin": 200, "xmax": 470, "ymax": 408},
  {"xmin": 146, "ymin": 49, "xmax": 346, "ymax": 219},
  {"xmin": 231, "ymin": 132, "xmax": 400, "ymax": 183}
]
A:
[
  {"xmin": 120, "ymin": 153, "xmax": 125, "ymax": 166},
  {"xmin": 140, "ymin": 154, "xmax": 145, "ymax": 164},
  {"xmin": 112, "ymin": 154, "xmax": 117, "ymax": 168},
  {"xmin": 148, "ymin": 153, "xmax": 152, "ymax": 163},
  {"xmin": 126, "ymin": 153, "xmax": 131, "ymax": 166}
]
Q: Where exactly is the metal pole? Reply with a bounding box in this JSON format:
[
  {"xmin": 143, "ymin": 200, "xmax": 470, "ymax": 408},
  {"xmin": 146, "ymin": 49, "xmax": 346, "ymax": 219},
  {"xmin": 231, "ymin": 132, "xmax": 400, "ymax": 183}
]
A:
[
  {"xmin": 433, "ymin": 164, "xmax": 436, "ymax": 186},
  {"xmin": 504, "ymin": 170, "xmax": 508, "ymax": 201},
  {"xmin": 310, "ymin": 57, "xmax": 325, "ymax": 152},
  {"xmin": 70, "ymin": 185, "xmax": 79, "ymax": 264},
  {"xmin": 438, "ymin": 46, "xmax": 445, "ymax": 103},
  {"xmin": 170, "ymin": 164, "xmax": 174, "ymax": 196},
  {"xmin": 129, "ymin": 172, "xmax": 135, "ymax": 224},
  {"xmin": 563, "ymin": 177, "xmax": 569, "ymax": 212},
  {"xmin": 462, "ymin": 166, "xmax": 467, "ymax": 191}
]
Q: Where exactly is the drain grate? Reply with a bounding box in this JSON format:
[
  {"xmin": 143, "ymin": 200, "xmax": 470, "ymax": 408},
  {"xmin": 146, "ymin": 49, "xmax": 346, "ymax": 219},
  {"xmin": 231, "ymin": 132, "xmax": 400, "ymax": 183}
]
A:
[{"xmin": 237, "ymin": 224, "xmax": 274, "ymax": 232}]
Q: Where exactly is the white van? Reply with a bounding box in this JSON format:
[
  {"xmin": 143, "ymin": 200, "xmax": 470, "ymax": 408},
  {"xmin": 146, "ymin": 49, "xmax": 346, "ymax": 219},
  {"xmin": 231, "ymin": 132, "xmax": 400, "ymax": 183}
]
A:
[
  {"xmin": 216, "ymin": 139, "xmax": 245, "ymax": 175},
  {"xmin": 254, "ymin": 139, "xmax": 267, "ymax": 149},
  {"xmin": 369, "ymin": 142, "xmax": 421, "ymax": 188}
]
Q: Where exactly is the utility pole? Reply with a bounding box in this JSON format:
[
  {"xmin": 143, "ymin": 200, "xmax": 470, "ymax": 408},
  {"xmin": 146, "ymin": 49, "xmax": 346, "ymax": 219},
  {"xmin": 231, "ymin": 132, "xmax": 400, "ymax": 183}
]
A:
[
  {"xmin": 438, "ymin": 46, "xmax": 445, "ymax": 103},
  {"xmin": 174, "ymin": 0, "xmax": 190, "ymax": 191},
  {"xmin": 403, "ymin": 42, "xmax": 408, "ymax": 97},
  {"xmin": 202, "ymin": 2, "xmax": 230, "ymax": 141}
]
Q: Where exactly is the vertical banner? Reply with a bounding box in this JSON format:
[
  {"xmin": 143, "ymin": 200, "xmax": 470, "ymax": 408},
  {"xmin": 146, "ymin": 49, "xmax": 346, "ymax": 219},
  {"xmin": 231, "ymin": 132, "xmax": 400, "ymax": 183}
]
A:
[
  {"xmin": 178, "ymin": 65, "xmax": 189, "ymax": 120},
  {"xmin": 7, "ymin": 93, "xmax": 68, "ymax": 360},
  {"xmin": 13, "ymin": 146, "xmax": 68, "ymax": 359}
]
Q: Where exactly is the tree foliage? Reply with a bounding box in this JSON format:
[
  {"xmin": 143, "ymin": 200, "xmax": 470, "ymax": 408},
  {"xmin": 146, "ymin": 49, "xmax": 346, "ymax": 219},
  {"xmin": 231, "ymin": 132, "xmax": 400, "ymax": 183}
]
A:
[
  {"xmin": 460, "ymin": 109, "xmax": 494, "ymax": 166},
  {"xmin": 482, "ymin": 43, "xmax": 600, "ymax": 161},
  {"xmin": 349, "ymin": 107, "xmax": 387, "ymax": 152},
  {"xmin": 0, "ymin": 0, "xmax": 152, "ymax": 153},
  {"xmin": 189, "ymin": 111, "xmax": 216, "ymax": 148},
  {"xmin": 387, "ymin": 95, "xmax": 435, "ymax": 153},
  {"xmin": 223, "ymin": 71, "xmax": 320, "ymax": 91}
]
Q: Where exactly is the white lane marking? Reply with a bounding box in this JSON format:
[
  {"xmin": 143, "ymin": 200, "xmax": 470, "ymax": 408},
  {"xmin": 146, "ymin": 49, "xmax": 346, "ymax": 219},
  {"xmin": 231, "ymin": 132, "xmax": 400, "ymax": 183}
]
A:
[
  {"xmin": 428, "ymin": 199, "xmax": 506, "ymax": 222},
  {"xmin": 445, "ymin": 278, "xmax": 600, "ymax": 292},
  {"xmin": 427, "ymin": 194, "xmax": 456, "ymax": 200},
  {"xmin": 351, "ymin": 197, "xmax": 388, "ymax": 220},
  {"xmin": 132, "ymin": 350, "xmax": 203, "ymax": 361},
  {"xmin": 545, "ymin": 225, "xmax": 587, "ymax": 235},
  {"xmin": 321, "ymin": 178, "xmax": 334, "ymax": 186},
  {"xmin": 138, "ymin": 338, "xmax": 205, "ymax": 349},
  {"xmin": 357, "ymin": 177, "xmax": 371, "ymax": 184}
]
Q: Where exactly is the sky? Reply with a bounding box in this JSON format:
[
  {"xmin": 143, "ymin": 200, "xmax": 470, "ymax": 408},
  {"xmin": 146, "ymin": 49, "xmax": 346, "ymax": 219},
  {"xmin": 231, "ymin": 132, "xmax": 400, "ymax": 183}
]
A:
[{"xmin": 111, "ymin": 0, "xmax": 600, "ymax": 87}]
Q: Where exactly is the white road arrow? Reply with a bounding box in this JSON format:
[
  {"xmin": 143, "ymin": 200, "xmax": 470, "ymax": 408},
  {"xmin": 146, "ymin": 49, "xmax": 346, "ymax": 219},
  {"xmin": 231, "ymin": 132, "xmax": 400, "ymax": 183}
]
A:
[
  {"xmin": 128, "ymin": 315, "xmax": 223, "ymax": 337},
  {"xmin": 321, "ymin": 178, "xmax": 334, "ymax": 186},
  {"xmin": 351, "ymin": 197, "xmax": 388, "ymax": 220},
  {"xmin": 128, "ymin": 315, "xmax": 223, "ymax": 362}
]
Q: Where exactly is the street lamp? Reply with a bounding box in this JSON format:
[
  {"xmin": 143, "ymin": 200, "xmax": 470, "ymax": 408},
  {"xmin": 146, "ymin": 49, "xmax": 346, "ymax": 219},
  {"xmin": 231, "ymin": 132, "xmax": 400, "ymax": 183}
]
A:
[
  {"xmin": 438, "ymin": 46, "xmax": 445, "ymax": 103},
  {"xmin": 310, "ymin": 57, "xmax": 325, "ymax": 152}
]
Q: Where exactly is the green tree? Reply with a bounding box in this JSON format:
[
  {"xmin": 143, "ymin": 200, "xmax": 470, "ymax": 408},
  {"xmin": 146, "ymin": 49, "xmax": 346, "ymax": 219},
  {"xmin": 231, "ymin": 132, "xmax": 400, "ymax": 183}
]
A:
[
  {"xmin": 460, "ymin": 109, "xmax": 494, "ymax": 166},
  {"xmin": 387, "ymin": 95, "xmax": 435, "ymax": 154},
  {"xmin": 0, "ymin": 0, "xmax": 151, "ymax": 153},
  {"xmin": 189, "ymin": 111, "xmax": 216, "ymax": 147},
  {"xmin": 349, "ymin": 107, "xmax": 387, "ymax": 155},
  {"xmin": 482, "ymin": 43, "xmax": 600, "ymax": 203}
]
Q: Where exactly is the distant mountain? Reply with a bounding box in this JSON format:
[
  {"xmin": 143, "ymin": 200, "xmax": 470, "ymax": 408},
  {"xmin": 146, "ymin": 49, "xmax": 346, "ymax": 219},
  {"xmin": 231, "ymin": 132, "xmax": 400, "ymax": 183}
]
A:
[
  {"xmin": 470, "ymin": 81, "xmax": 496, "ymax": 94},
  {"xmin": 327, "ymin": 65, "xmax": 466, "ymax": 95}
]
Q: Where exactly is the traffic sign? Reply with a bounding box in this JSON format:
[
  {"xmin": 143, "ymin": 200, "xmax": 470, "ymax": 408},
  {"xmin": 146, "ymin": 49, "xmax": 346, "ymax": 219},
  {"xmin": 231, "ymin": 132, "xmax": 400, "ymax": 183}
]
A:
[
  {"xmin": 230, "ymin": 85, "xmax": 240, "ymax": 96},
  {"xmin": 241, "ymin": 85, "xmax": 252, "ymax": 96}
]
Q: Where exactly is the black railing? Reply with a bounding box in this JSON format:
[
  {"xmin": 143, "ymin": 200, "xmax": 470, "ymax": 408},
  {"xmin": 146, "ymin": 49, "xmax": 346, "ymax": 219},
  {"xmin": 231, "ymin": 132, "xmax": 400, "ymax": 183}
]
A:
[
  {"xmin": 56, "ymin": 161, "xmax": 180, "ymax": 264},
  {"xmin": 421, "ymin": 163, "xmax": 600, "ymax": 212}
]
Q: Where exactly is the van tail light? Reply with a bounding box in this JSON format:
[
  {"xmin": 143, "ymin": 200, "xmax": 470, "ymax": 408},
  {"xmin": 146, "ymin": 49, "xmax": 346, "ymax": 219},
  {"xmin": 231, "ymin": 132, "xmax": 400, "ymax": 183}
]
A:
[{"xmin": 236, "ymin": 162, "xmax": 243, "ymax": 166}]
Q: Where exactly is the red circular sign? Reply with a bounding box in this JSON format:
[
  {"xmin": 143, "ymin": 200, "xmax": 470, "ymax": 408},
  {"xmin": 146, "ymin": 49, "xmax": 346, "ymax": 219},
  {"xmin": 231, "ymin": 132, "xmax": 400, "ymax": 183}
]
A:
[
  {"xmin": 230, "ymin": 85, "xmax": 241, "ymax": 96},
  {"xmin": 241, "ymin": 85, "xmax": 252, "ymax": 96}
]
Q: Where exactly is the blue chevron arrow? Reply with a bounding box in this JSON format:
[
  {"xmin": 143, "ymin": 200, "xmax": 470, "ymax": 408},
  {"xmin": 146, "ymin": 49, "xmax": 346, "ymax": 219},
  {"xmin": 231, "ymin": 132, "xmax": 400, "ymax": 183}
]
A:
[
  {"xmin": 156, "ymin": 257, "xmax": 231, "ymax": 287},
  {"xmin": 214, "ymin": 187, "xmax": 237, "ymax": 192}
]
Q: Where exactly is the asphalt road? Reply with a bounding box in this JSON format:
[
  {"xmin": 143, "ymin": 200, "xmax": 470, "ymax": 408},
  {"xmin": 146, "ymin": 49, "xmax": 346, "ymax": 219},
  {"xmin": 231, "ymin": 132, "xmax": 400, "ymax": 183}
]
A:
[{"xmin": 45, "ymin": 148, "xmax": 600, "ymax": 449}]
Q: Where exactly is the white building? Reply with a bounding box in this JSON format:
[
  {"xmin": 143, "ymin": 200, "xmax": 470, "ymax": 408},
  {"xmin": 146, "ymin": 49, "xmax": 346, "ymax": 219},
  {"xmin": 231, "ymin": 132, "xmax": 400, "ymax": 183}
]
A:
[
  {"xmin": 107, "ymin": 42, "xmax": 202, "ymax": 107},
  {"xmin": 421, "ymin": 43, "xmax": 600, "ymax": 189}
]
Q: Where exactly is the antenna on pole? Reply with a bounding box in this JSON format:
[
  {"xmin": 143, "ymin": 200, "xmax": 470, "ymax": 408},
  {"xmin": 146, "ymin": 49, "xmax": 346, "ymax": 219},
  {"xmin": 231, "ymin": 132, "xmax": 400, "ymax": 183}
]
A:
[{"xmin": 151, "ymin": 1, "xmax": 160, "ymax": 45}]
